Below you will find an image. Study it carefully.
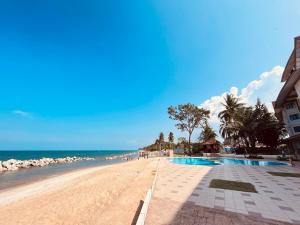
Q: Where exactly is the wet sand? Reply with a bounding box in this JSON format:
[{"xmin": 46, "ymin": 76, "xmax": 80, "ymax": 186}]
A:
[{"xmin": 0, "ymin": 158, "xmax": 158, "ymax": 225}]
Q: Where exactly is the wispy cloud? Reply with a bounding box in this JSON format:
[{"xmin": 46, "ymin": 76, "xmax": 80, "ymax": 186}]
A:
[
  {"xmin": 200, "ymin": 66, "xmax": 284, "ymax": 125},
  {"xmin": 12, "ymin": 110, "xmax": 32, "ymax": 118}
]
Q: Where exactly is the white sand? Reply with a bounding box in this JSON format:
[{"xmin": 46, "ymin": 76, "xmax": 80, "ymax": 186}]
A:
[{"xmin": 0, "ymin": 158, "xmax": 158, "ymax": 225}]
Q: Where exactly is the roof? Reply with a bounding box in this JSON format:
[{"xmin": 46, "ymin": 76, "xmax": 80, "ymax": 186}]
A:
[
  {"xmin": 202, "ymin": 139, "xmax": 220, "ymax": 145},
  {"xmin": 274, "ymin": 36, "xmax": 300, "ymax": 110},
  {"xmin": 274, "ymin": 69, "xmax": 300, "ymax": 109},
  {"xmin": 281, "ymin": 50, "xmax": 295, "ymax": 82}
]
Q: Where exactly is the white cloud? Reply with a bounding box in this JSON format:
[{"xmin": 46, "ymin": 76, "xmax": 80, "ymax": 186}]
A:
[
  {"xmin": 12, "ymin": 110, "xmax": 32, "ymax": 118},
  {"xmin": 200, "ymin": 66, "xmax": 284, "ymax": 125}
]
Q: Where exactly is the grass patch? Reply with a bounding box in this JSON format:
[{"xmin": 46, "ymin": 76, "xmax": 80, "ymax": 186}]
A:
[
  {"xmin": 209, "ymin": 179, "xmax": 257, "ymax": 193},
  {"xmin": 268, "ymin": 172, "xmax": 300, "ymax": 178}
]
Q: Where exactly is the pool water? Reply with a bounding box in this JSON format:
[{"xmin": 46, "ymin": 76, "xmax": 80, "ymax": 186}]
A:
[{"xmin": 169, "ymin": 157, "xmax": 288, "ymax": 166}]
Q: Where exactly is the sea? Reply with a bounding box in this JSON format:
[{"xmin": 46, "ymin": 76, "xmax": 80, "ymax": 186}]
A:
[{"xmin": 0, "ymin": 150, "xmax": 137, "ymax": 191}]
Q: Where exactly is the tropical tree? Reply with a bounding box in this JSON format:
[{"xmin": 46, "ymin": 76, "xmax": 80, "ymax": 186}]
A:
[
  {"xmin": 218, "ymin": 94, "xmax": 244, "ymax": 123},
  {"xmin": 155, "ymin": 139, "xmax": 160, "ymax": 151},
  {"xmin": 219, "ymin": 97, "xmax": 287, "ymax": 153},
  {"xmin": 159, "ymin": 132, "xmax": 164, "ymax": 143},
  {"xmin": 254, "ymin": 100, "xmax": 287, "ymax": 149},
  {"xmin": 199, "ymin": 122, "xmax": 217, "ymax": 142},
  {"xmin": 218, "ymin": 94, "xmax": 245, "ymax": 147},
  {"xmin": 177, "ymin": 137, "xmax": 189, "ymax": 153},
  {"xmin": 158, "ymin": 132, "xmax": 164, "ymax": 150},
  {"xmin": 168, "ymin": 103, "xmax": 210, "ymax": 154},
  {"xmin": 168, "ymin": 132, "xmax": 175, "ymax": 149}
]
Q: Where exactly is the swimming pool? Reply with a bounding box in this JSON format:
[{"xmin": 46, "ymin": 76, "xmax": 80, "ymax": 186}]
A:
[{"xmin": 169, "ymin": 157, "xmax": 288, "ymax": 166}]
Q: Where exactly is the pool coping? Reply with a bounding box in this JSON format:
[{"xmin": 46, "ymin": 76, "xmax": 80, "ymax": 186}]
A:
[{"xmin": 168, "ymin": 157, "xmax": 289, "ymax": 166}]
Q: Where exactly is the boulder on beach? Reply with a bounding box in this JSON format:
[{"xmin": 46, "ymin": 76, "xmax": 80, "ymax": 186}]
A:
[
  {"xmin": 0, "ymin": 156, "xmax": 95, "ymax": 173},
  {"xmin": 2, "ymin": 159, "xmax": 19, "ymax": 171}
]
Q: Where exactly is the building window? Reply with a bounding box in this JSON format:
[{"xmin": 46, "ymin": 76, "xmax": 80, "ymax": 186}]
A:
[
  {"xmin": 286, "ymin": 102, "xmax": 295, "ymax": 109},
  {"xmin": 294, "ymin": 126, "xmax": 300, "ymax": 133},
  {"xmin": 289, "ymin": 113, "xmax": 300, "ymax": 121}
]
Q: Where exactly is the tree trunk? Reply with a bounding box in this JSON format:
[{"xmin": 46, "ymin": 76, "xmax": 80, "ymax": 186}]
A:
[{"xmin": 188, "ymin": 133, "xmax": 192, "ymax": 156}]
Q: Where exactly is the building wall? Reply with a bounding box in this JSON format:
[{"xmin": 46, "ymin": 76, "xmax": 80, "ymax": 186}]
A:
[
  {"xmin": 295, "ymin": 79, "xmax": 300, "ymax": 97},
  {"xmin": 296, "ymin": 37, "xmax": 300, "ymax": 70},
  {"xmin": 282, "ymin": 99, "xmax": 300, "ymax": 136}
]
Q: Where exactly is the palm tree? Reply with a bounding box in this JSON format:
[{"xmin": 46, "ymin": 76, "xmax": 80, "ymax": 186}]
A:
[
  {"xmin": 199, "ymin": 122, "xmax": 217, "ymax": 142},
  {"xmin": 158, "ymin": 132, "xmax": 164, "ymax": 150},
  {"xmin": 155, "ymin": 139, "xmax": 160, "ymax": 151},
  {"xmin": 218, "ymin": 94, "xmax": 244, "ymax": 140},
  {"xmin": 218, "ymin": 94, "xmax": 244, "ymax": 123},
  {"xmin": 168, "ymin": 132, "xmax": 174, "ymax": 149}
]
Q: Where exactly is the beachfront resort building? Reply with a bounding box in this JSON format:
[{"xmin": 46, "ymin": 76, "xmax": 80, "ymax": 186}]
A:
[{"xmin": 273, "ymin": 36, "xmax": 300, "ymax": 156}]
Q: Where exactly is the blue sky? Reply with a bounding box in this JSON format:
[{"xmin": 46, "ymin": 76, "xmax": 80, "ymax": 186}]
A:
[{"xmin": 0, "ymin": 0, "xmax": 300, "ymax": 150}]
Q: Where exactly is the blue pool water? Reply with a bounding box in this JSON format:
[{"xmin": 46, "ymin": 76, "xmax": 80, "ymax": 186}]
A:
[{"xmin": 170, "ymin": 157, "xmax": 288, "ymax": 166}]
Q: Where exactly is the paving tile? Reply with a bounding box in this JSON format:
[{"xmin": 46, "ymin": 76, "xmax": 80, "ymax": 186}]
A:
[
  {"xmin": 279, "ymin": 206, "xmax": 295, "ymax": 212},
  {"xmin": 244, "ymin": 200, "xmax": 256, "ymax": 205},
  {"xmin": 146, "ymin": 158, "xmax": 300, "ymax": 225},
  {"xmin": 270, "ymin": 197, "xmax": 282, "ymax": 201},
  {"xmin": 263, "ymin": 190, "xmax": 274, "ymax": 193},
  {"xmin": 241, "ymin": 193, "xmax": 251, "ymax": 197},
  {"xmin": 248, "ymin": 211, "xmax": 262, "ymax": 218}
]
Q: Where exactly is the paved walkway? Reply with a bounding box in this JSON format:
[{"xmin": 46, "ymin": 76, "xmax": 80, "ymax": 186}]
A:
[{"xmin": 146, "ymin": 158, "xmax": 300, "ymax": 225}]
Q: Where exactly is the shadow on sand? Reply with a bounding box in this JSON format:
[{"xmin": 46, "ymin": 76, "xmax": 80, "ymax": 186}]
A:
[{"xmin": 131, "ymin": 200, "xmax": 144, "ymax": 225}]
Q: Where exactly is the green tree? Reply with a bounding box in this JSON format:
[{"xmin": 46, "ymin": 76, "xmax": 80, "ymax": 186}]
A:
[
  {"xmin": 199, "ymin": 122, "xmax": 217, "ymax": 142},
  {"xmin": 159, "ymin": 132, "xmax": 164, "ymax": 143},
  {"xmin": 253, "ymin": 100, "xmax": 287, "ymax": 149},
  {"xmin": 177, "ymin": 137, "xmax": 189, "ymax": 153},
  {"xmin": 158, "ymin": 132, "xmax": 164, "ymax": 150},
  {"xmin": 219, "ymin": 98, "xmax": 287, "ymax": 153},
  {"xmin": 155, "ymin": 139, "xmax": 160, "ymax": 151},
  {"xmin": 218, "ymin": 94, "xmax": 244, "ymax": 123},
  {"xmin": 168, "ymin": 132, "xmax": 175, "ymax": 149},
  {"xmin": 168, "ymin": 103, "xmax": 210, "ymax": 154},
  {"xmin": 218, "ymin": 94, "xmax": 244, "ymax": 140}
]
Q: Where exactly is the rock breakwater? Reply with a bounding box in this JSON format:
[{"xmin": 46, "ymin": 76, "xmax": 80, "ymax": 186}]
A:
[{"xmin": 0, "ymin": 157, "xmax": 95, "ymax": 172}]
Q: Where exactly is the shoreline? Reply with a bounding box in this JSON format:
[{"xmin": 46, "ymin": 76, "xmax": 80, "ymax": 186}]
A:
[
  {"xmin": 0, "ymin": 158, "xmax": 158, "ymax": 225},
  {"xmin": 0, "ymin": 158, "xmax": 127, "ymax": 194},
  {"xmin": 0, "ymin": 151, "xmax": 137, "ymax": 191}
]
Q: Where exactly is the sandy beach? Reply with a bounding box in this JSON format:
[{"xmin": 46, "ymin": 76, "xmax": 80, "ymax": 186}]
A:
[{"xmin": 0, "ymin": 158, "xmax": 158, "ymax": 225}]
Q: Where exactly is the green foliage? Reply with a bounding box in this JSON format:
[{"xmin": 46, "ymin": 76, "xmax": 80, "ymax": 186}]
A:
[
  {"xmin": 218, "ymin": 95, "xmax": 287, "ymax": 151},
  {"xmin": 199, "ymin": 122, "xmax": 217, "ymax": 142},
  {"xmin": 168, "ymin": 132, "xmax": 174, "ymax": 143},
  {"xmin": 168, "ymin": 103, "xmax": 210, "ymax": 154},
  {"xmin": 143, "ymin": 132, "xmax": 174, "ymax": 151},
  {"xmin": 159, "ymin": 132, "xmax": 164, "ymax": 143},
  {"xmin": 167, "ymin": 132, "xmax": 175, "ymax": 149}
]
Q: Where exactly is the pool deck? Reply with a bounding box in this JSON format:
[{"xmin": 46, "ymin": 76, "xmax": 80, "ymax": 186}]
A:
[{"xmin": 145, "ymin": 158, "xmax": 300, "ymax": 225}]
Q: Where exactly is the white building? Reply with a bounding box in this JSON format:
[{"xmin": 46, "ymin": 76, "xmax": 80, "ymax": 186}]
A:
[{"xmin": 273, "ymin": 36, "xmax": 300, "ymax": 156}]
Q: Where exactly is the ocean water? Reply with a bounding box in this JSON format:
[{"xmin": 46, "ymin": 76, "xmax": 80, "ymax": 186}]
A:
[
  {"xmin": 0, "ymin": 150, "xmax": 137, "ymax": 191},
  {"xmin": 0, "ymin": 150, "xmax": 136, "ymax": 161}
]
